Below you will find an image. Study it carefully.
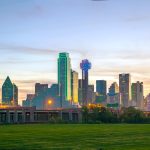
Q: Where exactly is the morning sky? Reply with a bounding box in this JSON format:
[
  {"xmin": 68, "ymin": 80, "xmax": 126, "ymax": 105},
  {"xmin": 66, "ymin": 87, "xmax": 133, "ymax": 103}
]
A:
[{"xmin": 1, "ymin": 0, "xmax": 150, "ymax": 104}]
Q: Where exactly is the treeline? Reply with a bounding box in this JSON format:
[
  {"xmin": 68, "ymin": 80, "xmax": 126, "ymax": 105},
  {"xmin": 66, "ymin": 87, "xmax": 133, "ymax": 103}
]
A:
[{"xmin": 82, "ymin": 105, "xmax": 150, "ymax": 124}]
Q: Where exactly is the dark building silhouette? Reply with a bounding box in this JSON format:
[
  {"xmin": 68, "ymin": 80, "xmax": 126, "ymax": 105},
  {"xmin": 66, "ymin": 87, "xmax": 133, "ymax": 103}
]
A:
[
  {"xmin": 80, "ymin": 59, "xmax": 91, "ymax": 105},
  {"xmin": 2, "ymin": 76, "xmax": 18, "ymax": 106},
  {"xmin": 22, "ymin": 94, "xmax": 35, "ymax": 107},
  {"xmin": 35, "ymin": 83, "xmax": 48, "ymax": 96},
  {"xmin": 23, "ymin": 83, "xmax": 60, "ymax": 109}
]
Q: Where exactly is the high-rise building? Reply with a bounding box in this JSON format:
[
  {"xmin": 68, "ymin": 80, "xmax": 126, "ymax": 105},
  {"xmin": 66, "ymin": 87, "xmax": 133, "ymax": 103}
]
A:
[
  {"xmin": 35, "ymin": 83, "xmax": 48, "ymax": 96},
  {"xmin": 13, "ymin": 84, "xmax": 18, "ymax": 106},
  {"xmin": 96, "ymin": 80, "xmax": 107, "ymax": 104},
  {"xmin": 109, "ymin": 82, "xmax": 119, "ymax": 95},
  {"xmin": 78, "ymin": 79, "xmax": 83, "ymax": 105},
  {"xmin": 58, "ymin": 52, "xmax": 72, "ymax": 107},
  {"xmin": 131, "ymin": 81, "xmax": 143, "ymax": 109},
  {"xmin": 96, "ymin": 80, "xmax": 107, "ymax": 95},
  {"xmin": 2, "ymin": 76, "xmax": 18, "ymax": 106},
  {"xmin": 80, "ymin": 59, "xmax": 91, "ymax": 105},
  {"xmin": 107, "ymin": 82, "xmax": 120, "ymax": 109},
  {"xmin": 71, "ymin": 70, "xmax": 78, "ymax": 104},
  {"xmin": 119, "ymin": 74, "xmax": 131, "ymax": 107},
  {"xmin": 87, "ymin": 85, "xmax": 96, "ymax": 104},
  {"xmin": 145, "ymin": 94, "xmax": 150, "ymax": 111}
]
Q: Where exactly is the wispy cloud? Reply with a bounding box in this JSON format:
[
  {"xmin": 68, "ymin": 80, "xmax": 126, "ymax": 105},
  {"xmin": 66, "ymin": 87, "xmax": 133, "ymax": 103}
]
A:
[
  {"xmin": 0, "ymin": 43, "xmax": 87, "ymax": 58},
  {"xmin": 124, "ymin": 15, "xmax": 150, "ymax": 22}
]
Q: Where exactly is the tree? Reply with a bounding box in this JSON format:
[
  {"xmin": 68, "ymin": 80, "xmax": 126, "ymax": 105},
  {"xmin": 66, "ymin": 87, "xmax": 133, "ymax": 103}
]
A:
[{"xmin": 120, "ymin": 107, "xmax": 145, "ymax": 123}]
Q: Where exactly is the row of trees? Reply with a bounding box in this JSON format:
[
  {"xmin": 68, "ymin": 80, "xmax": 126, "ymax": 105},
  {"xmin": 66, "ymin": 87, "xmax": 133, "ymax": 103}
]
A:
[{"xmin": 82, "ymin": 105, "xmax": 150, "ymax": 123}]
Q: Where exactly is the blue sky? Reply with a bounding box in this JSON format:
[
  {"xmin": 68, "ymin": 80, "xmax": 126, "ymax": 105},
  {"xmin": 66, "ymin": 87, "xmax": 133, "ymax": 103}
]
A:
[{"xmin": 1, "ymin": 0, "xmax": 150, "ymax": 104}]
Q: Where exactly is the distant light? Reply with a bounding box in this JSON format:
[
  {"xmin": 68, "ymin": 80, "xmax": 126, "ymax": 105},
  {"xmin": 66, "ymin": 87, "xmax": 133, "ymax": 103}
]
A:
[{"xmin": 48, "ymin": 100, "xmax": 52, "ymax": 105}]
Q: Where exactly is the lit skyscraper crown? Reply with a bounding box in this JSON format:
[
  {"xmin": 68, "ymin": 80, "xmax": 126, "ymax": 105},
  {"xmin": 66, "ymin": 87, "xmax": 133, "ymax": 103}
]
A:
[{"xmin": 80, "ymin": 59, "xmax": 91, "ymax": 72}]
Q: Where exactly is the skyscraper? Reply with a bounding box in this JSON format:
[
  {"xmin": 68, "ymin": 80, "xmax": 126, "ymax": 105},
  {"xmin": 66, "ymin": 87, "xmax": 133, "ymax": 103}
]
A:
[
  {"xmin": 107, "ymin": 82, "xmax": 120, "ymax": 109},
  {"xmin": 78, "ymin": 79, "xmax": 83, "ymax": 105},
  {"xmin": 88, "ymin": 85, "xmax": 96, "ymax": 104},
  {"xmin": 58, "ymin": 52, "xmax": 72, "ymax": 107},
  {"xmin": 2, "ymin": 76, "xmax": 18, "ymax": 106},
  {"xmin": 96, "ymin": 80, "xmax": 107, "ymax": 104},
  {"xmin": 109, "ymin": 82, "xmax": 119, "ymax": 95},
  {"xmin": 131, "ymin": 81, "xmax": 143, "ymax": 109},
  {"xmin": 80, "ymin": 59, "xmax": 91, "ymax": 105},
  {"xmin": 35, "ymin": 83, "xmax": 48, "ymax": 96},
  {"xmin": 96, "ymin": 80, "xmax": 107, "ymax": 95},
  {"xmin": 119, "ymin": 74, "xmax": 131, "ymax": 107},
  {"xmin": 13, "ymin": 84, "xmax": 18, "ymax": 106},
  {"xmin": 71, "ymin": 70, "xmax": 78, "ymax": 104}
]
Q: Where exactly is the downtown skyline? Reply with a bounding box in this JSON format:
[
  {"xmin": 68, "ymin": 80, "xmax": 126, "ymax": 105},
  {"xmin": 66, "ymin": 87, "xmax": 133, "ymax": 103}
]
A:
[{"xmin": 1, "ymin": 0, "xmax": 150, "ymax": 104}]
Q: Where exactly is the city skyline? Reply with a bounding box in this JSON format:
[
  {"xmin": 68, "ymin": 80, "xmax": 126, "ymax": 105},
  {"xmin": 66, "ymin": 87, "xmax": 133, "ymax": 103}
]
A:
[{"xmin": 1, "ymin": 0, "xmax": 150, "ymax": 104}]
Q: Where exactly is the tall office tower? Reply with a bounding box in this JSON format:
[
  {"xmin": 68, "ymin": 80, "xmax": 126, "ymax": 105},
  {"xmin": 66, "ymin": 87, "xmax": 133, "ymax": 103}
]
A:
[
  {"xmin": 109, "ymin": 82, "xmax": 119, "ymax": 95},
  {"xmin": 96, "ymin": 80, "xmax": 107, "ymax": 104},
  {"xmin": 78, "ymin": 79, "xmax": 83, "ymax": 105},
  {"xmin": 80, "ymin": 59, "xmax": 91, "ymax": 105},
  {"xmin": 71, "ymin": 70, "xmax": 78, "ymax": 104},
  {"xmin": 58, "ymin": 52, "xmax": 72, "ymax": 107},
  {"xmin": 13, "ymin": 84, "xmax": 18, "ymax": 106},
  {"xmin": 35, "ymin": 83, "xmax": 48, "ymax": 96},
  {"xmin": 131, "ymin": 81, "xmax": 143, "ymax": 109},
  {"xmin": 119, "ymin": 74, "xmax": 131, "ymax": 107},
  {"xmin": 88, "ymin": 85, "xmax": 96, "ymax": 104},
  {"xmin": 96, "ymin": 80, "xmax": 107, "ymax": 95},
  {"xmin": 2, "ymin": 76, "xmax": 18, "ymax": 106},
  {"xmin": 145, "ymin": 94, "xmax": 150, "ymax": 111},
  {"xmin": 107, "ymin": 82, "xmax": 120, "ymax": 109}
]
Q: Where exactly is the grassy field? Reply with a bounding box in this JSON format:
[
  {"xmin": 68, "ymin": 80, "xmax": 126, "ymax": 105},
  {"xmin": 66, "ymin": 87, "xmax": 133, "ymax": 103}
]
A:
[{"xmin": 0, "ymin": 124, "xmax": 150, "ymax": 150}]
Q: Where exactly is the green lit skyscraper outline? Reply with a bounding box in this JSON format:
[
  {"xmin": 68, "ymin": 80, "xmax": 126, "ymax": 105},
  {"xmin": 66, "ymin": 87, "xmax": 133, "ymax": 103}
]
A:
[{"xmin": 58, "ymin": 52, "xmax": 71, "ymax": 107}]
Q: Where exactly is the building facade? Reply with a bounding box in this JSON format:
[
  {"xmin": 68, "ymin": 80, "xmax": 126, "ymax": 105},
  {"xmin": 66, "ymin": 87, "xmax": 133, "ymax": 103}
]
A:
[
  {"xmin": 80, "ymin": 59, "xmax": 91, "ymax": 105},
  {"xmin": 58, "ymin": 53, "xmax": 72, "ymax": 107},
  {"xmin": 107, "ymin": 82, "xmax": 120, "ymax": 109},
  {"xmin": 96, "ymin": 80, "xmax": 107, "ymax": 104},
  {"xmin": 71, "ymin": 70, "xmax": 79, "ymax": 104},
  {"xmin": 35, "ymin": 83, "xmax": 48, "ymax": 96},
  {"xmin": 2, "ymin": 76, "xmax": 18, "ymax": 106},
  {"xmin": 87, "ymin": 85, "xmax": 96, "ymax": 104},
  {"xmin": 109, "ymin": 82, "xmax": 119, "ymax": 95},
  {"xmin": 13, "ymin": 84, "xmax": 18, "ymax": 106},
  {"xmin": 119, "ymin": 74, "xmax": 131, "ymax": 107},
  {"xmin": 131, "ymin": 81, "xmax": 143, "ymax": 109}
]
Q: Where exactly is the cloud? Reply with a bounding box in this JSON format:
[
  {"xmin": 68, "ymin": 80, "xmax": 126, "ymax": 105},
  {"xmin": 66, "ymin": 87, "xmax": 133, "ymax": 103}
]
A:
[
  {"xmin": 124, "ymin": 15, "xmax": 150, "ymax": 22},
  {"xmin": 0, "ymin": 43, "xmax": 87, "ymax": 58},
  {"xmin": 0, "ymin": 44, "xmax": 59, "ymax": 55}
]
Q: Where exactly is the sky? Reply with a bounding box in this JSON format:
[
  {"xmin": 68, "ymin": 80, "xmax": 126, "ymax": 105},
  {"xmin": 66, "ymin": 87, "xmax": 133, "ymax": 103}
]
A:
[{"xmin": 1, "ymin": 0, "xmax": 150, "ymax": 104}]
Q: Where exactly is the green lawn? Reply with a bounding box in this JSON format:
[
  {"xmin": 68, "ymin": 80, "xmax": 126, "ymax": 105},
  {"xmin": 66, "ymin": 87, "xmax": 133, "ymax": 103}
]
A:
[{"xmin": 0, "ymin": 124, "xmax": 150, "ymax": 150}]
